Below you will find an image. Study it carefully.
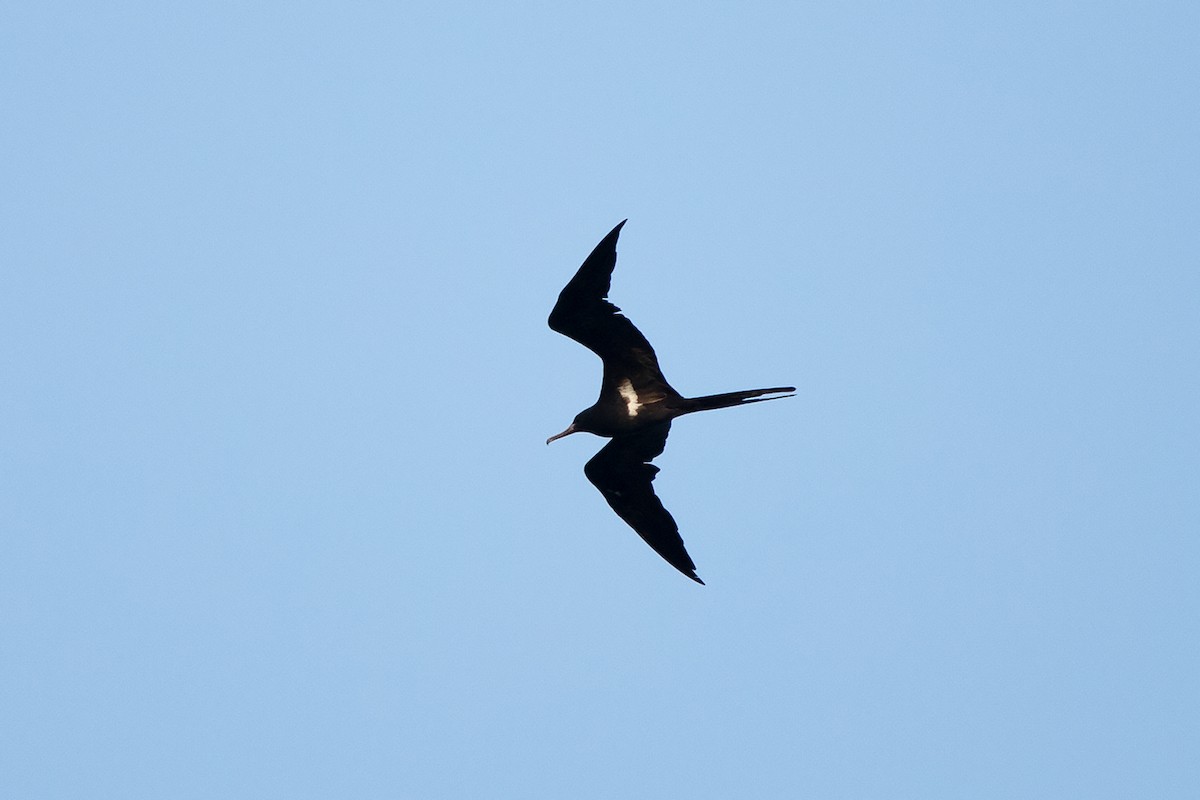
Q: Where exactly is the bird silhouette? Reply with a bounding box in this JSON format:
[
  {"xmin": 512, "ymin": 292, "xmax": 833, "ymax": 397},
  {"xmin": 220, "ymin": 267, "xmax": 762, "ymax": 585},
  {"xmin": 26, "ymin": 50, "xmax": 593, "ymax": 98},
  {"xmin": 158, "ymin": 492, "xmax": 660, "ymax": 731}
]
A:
[{"xmin": 546, "ymin": 220, "xmax": 794, "ymax": 584}]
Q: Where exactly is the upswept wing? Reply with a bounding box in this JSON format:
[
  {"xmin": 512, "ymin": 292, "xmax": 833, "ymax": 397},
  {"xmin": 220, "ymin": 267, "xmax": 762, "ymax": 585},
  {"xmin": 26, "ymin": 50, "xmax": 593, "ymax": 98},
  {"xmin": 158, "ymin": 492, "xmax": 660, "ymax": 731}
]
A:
[
  {"xmin": 548, "ymin": 221, "xmax": 679, "ymax": 402},
  {"xmin": 583, "ymin": 422, "xmax": 703, "ymax": 584}
]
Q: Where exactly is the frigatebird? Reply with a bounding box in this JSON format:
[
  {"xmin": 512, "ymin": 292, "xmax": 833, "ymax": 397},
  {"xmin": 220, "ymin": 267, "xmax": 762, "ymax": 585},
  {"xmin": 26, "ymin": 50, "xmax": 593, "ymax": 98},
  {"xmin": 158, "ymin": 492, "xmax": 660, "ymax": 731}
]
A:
[{"xmin": 546, "ymin": 220, "xmax": 794, "ymax": 584}]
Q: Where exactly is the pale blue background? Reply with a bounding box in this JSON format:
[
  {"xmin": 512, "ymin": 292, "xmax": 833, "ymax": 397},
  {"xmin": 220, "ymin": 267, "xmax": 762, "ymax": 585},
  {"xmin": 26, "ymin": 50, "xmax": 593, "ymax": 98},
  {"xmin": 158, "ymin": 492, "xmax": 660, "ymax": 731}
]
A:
[{"xmin": 3, "ymin": 2, "xmax": 1197, "ymax": 798}]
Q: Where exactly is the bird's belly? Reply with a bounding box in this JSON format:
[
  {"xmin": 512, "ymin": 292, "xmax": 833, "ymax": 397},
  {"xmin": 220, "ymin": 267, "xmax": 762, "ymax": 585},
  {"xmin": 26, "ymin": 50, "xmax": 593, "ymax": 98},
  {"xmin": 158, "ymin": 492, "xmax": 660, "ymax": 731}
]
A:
[{"xmin": 589, "ymin": 400, "xmax": 674, "ymax": 437}]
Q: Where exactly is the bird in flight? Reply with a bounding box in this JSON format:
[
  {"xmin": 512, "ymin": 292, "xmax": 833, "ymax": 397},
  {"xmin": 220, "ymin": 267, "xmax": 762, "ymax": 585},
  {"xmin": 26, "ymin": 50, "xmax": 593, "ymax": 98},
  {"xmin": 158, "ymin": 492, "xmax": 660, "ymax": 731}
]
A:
[{"xmin": 546, "ymin": 220, "xmax": 794, "ymax": 584}]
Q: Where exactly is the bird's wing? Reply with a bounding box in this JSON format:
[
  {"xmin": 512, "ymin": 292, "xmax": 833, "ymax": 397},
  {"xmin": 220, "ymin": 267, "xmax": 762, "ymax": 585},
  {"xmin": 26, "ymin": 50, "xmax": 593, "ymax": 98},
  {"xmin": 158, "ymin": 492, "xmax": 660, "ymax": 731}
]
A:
[
  {"xmin": 583, "ymin": 422, "xmax": 703, "ymax": 584},
  {"xmin": 548, "ymin": 221, "xmax": 678, "ymax": 400}
]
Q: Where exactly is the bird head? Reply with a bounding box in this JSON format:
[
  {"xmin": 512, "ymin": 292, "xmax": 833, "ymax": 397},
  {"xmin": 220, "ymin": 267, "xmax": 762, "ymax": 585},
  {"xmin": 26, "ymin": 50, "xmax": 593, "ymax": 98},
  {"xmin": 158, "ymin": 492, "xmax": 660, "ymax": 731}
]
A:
[{"xmin": 546, "ymin": 408, "xmax": 600, "ymax": 445}]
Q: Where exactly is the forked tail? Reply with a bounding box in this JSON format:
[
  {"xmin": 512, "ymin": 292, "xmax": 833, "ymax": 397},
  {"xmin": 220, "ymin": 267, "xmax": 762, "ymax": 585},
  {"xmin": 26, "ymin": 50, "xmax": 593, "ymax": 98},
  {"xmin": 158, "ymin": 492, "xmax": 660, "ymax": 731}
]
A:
[{"xmin": 684, "ymin": 386, "xmax": 796, "ymax": 413}]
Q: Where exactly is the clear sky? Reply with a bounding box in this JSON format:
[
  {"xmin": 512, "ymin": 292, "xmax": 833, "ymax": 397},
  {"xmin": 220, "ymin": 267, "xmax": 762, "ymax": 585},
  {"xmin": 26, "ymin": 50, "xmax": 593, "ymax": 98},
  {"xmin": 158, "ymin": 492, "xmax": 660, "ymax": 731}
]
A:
[{"xmin": 3, "ymin": 2, "xmax": 1197, "ymax": 798}]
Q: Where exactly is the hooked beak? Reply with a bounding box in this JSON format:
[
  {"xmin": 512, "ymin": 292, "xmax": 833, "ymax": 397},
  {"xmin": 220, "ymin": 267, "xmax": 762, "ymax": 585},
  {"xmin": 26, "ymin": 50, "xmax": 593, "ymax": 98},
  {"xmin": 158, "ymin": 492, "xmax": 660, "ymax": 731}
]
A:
[{"xmin": 545, "ymin": 423, "xmax": 577, "ymax": 445}]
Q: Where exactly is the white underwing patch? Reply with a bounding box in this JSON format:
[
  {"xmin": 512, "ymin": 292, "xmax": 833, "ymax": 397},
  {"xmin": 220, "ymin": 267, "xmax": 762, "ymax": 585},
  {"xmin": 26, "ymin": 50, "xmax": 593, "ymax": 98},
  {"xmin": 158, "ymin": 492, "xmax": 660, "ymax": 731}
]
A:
[{"xmin": 618, "ymin": 379, "xmax": 642, "ymax": 417}]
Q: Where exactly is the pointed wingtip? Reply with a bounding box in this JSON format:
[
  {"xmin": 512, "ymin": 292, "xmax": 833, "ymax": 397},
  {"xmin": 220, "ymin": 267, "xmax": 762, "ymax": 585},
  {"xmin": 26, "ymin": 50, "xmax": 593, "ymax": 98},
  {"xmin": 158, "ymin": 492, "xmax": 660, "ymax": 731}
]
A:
[{"xmin": 589, "ymin": 219, "xmax": 627, "ymax": 249}]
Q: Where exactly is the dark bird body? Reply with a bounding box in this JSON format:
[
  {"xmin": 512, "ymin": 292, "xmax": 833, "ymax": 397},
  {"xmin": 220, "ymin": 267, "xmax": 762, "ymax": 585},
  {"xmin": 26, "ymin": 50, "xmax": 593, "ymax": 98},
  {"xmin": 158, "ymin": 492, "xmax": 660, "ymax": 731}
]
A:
[{"xmin": 547, "ymin": 220, "xmax": 794, "ymax": 584}]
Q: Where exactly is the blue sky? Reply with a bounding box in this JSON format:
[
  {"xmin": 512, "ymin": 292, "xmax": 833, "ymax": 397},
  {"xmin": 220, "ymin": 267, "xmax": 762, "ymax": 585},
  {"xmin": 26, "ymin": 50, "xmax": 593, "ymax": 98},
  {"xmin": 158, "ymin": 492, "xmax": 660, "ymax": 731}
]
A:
[{"xmin": 3, "ymin": 2, "xmax": 1197, "ymax": 797}]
